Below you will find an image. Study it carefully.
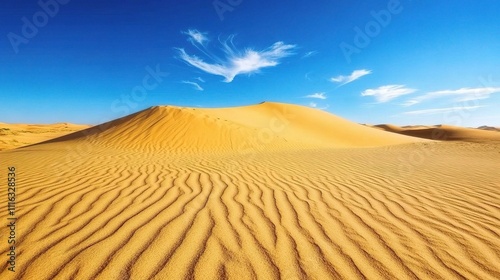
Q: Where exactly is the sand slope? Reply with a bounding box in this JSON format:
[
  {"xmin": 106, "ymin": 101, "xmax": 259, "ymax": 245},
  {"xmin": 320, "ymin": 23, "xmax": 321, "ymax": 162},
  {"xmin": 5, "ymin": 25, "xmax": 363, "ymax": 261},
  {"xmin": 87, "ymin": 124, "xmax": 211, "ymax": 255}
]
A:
[
  {"xmin": 372, "ymin": 124, "xmax": 500, "ymax": 143},
  {"xmin": 0, "ymin": 123, "xmax": 89, "ymax": 151},
  {"xmin": 0, "ymin": 103, "xmax": 499, "ymax": 280}
]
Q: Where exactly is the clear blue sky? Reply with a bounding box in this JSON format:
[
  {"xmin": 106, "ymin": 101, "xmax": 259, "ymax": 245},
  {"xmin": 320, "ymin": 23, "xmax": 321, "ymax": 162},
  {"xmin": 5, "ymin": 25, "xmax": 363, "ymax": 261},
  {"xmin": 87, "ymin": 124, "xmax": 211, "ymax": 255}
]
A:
[{"xmin": 1, "ymin": 0, "xmax": 499, "ymax": 126}]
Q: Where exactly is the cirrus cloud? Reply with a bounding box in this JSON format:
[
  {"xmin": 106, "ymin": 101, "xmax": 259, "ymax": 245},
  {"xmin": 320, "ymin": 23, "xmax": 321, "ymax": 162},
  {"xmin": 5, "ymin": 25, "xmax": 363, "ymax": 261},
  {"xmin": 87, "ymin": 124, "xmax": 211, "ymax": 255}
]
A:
[
  {"xmin": 178, "ymin": 31, "xmax": 296, "ymax": 83},
  {"xmin": 361, "ymin": 85, "xmax": 417, "ymax": 103},
  {"xmin": 181, "ymin": 81, "xmax": 204, "ymax": 91},
  {"xmin": 302, "ymin": 50, "xmax": 318, "ymax": 59},
  {"xmin": 304, "ymin": 92, "xmax": 327, "ymax": 99},
  {"xmin": 182, "ymin": 29, "xmax": 208, "ymax": 46},
  {"xmin": 403, "ymin": 105, "xmax": 485, "ymax": 115},
  {"xmin": 331, "ymin": 69, "xmax": 372, "ymax": 86},
  {"xmin": 403, "ymin": 87, "xmax": 500, "ymax": 106}
]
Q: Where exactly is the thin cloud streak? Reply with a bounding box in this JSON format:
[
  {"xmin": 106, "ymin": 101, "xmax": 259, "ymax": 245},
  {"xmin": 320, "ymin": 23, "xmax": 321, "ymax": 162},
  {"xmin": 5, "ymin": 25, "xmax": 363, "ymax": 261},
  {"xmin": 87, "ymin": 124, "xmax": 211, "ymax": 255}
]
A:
[
  {"xmin": 302, "ymin": 51, "xmax": 318, "ymax": 58},
  {"xmin": 304, "ymin": 92, "xmax": 327, "ymax": 99},
  {"xmin": 181, "ymin": 81, "xmax": 204, "ymax": 91},
  {"xmin": 403, "ymin": 87, "xmax": 500, "ymax": 106},
  {"xmin": 403, "ymin": 105, "xmax": 485, "ymax": 115},
  {"xmin": 331, "ymin": 69, "xmax": 371, "ymax": 86},
  {"xmin": 362, "ymin": 85, "xmax": 417, "ymax": 103}
]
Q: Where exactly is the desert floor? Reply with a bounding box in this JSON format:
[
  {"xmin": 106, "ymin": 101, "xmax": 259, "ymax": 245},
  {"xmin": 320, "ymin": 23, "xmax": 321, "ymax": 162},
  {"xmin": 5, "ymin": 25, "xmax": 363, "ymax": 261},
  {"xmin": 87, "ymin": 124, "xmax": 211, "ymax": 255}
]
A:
[{"xmin": 0, "ymin": 103, "xmax": 499, "ymax": 280}]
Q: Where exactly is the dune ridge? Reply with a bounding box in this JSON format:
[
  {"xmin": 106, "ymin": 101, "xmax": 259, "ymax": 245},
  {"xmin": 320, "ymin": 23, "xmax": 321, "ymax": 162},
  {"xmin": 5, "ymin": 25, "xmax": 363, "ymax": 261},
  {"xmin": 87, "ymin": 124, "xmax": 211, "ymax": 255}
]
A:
[{"xmin": 0, "ymin": 102, "xmax": 499, "ymax": 280}]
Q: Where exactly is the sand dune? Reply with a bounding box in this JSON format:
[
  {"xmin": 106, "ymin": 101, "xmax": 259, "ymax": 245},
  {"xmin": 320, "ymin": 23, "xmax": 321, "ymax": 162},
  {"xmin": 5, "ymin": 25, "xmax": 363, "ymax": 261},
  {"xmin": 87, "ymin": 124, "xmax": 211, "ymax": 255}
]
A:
[
  {"xmin": 478, "ymin": 126, "xmax": 500, "ymax": 132},
  {"xmin": 0, "ymin": 122, "xmax": 89, "ymax": 151},
  {"xmin": 40, "ymin": 102, "xmax": 424, "ymax": 153},
  {"xmin": 373, "ymin": 124, "xmax": 500, "ymax": 143},
  {"xmin": 1, "ymin": 103, "xmax": 499, "ymax": 280}
]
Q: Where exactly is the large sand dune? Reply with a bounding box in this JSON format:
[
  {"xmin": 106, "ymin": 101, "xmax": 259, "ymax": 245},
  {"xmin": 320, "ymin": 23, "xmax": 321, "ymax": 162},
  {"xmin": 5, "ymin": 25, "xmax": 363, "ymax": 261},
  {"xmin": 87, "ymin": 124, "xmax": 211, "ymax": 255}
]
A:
[
  {"xmin": 41, "ymin": 102, "xmax": 424, "ymax": 152},
  {"xmin": 1, "ymin": 102, "xmax": 499, "ymax": 280}
]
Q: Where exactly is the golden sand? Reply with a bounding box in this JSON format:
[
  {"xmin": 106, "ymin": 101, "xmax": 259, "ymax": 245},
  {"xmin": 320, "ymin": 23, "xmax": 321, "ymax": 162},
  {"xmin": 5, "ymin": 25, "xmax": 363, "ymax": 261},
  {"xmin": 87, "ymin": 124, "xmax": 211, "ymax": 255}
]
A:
[{"xmin": 0, "ymin": 103, "xmax": 499, "ymax": 279}]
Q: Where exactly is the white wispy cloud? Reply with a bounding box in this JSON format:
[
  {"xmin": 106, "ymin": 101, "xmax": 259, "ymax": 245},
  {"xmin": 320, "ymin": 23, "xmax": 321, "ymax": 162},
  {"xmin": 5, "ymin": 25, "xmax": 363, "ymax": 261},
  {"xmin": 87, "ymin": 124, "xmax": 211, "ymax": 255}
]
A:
[
  {"xmin": 183, "ymin": 29, "xmax": 208, "ymax": 46},
  {"xmin": 403, "ymin": 105, "xmax": 485, "ymax": 115},
  {"xmin": 304, "ymin": 92, "xmax": 327, "ymax": 99},
  {"xmin": 181, "ymin": 81, "xmax": 204, "ymax": 91},
  {"xmin": 403, "ymin": 87, "xmax": 500, "ymax": 106},
  {"xmin": 309, "ymin": 102, "xmax": 318, "ymax": 108},
  {"xmin": 330, "ymin": 69, "xmax": 372, "ymax": 85},
  {"xmin": 178, "ymin": 32, "xmax": 296, "ymax": 83},
  {"xmin": 362, "ymin": 85, "xmax": 417, "ymax": 103},
  {"xmin": 302, "ymin": 51, "xmax": 318, "ymax": 58}
]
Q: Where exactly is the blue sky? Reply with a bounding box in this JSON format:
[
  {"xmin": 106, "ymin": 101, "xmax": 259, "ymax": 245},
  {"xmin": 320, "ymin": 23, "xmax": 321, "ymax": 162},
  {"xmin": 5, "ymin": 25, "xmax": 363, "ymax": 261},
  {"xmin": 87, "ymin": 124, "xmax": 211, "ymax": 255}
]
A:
[{"xmin": 1, "ymin": 0, "xmax": 499, "ymax": 126}]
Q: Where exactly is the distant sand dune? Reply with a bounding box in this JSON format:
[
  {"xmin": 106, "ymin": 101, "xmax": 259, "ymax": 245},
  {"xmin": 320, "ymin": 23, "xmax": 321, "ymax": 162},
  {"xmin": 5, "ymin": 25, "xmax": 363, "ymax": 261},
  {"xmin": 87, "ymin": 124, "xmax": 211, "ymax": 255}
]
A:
[
  {"xmin": 477, "ymin": 125, "xmax": 500, "ymax": 132},
  {"xmin": 0, "ymin": 123, "xmax": 89, "ymax": 151},
  {"xmin": 372, "ymin": 124, "xmax": 500, "ymax": 142},
  {"xmin": 0, "ymin": 103, "xmax": 499, "ymax": 280}
]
